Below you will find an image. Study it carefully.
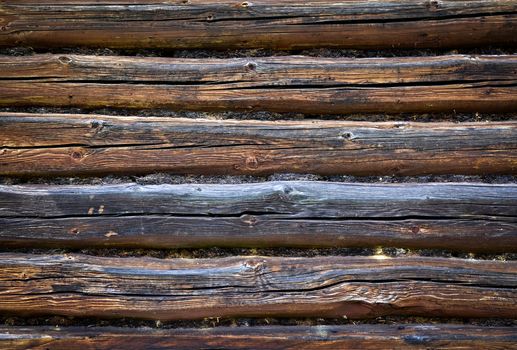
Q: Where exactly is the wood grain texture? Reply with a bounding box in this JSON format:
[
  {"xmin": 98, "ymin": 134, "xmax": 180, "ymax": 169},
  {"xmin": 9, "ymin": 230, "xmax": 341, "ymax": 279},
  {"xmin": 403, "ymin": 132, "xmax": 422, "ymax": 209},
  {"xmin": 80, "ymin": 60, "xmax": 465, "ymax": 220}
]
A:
[
  {"xmin": 0, "ymin": 254, "xmax": 516, "ymax": 320},
  {"xmin": 1, "ymin": 113, "xmax": 516, "ymax": 177},
  {"xmin": 1, "ymin": 182, "xmax": 516, "ymax": 251},
  {"xmin": 1, "ymin": 325, "xmax": 516, "ymax": 350},
  {"xmin": 0, "ymin": 55, "xmax": 516, "ymax": 114},
  {"xmin": 0, "ymin": 1, "xmax": 516, "ymax": 49}
]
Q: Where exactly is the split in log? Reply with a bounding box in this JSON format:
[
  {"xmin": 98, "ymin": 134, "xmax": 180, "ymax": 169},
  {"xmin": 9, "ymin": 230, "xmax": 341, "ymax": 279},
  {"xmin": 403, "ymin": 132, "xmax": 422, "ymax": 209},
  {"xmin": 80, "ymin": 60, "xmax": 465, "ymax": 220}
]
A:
[
  {"xmin": 1, "ymin": 113, "xmax": 516, "ymax": 177},
  {"xmin": 1, "ymin": 324, "xmax": 516, "ymax": 349},
  {"xmin": 0, "ymin": 1, "xmax": 516, "ymax": 49},
  {"xmin": 1, "ymin": 181, "xmax": 516, "ymax": 251},
  {"xmin": 0, "ymin": 55, "xmax": 516, "ymax": 113},
  {"xmin": 0, "ymin": 254, "xmax": 515, "ymax": 320}
]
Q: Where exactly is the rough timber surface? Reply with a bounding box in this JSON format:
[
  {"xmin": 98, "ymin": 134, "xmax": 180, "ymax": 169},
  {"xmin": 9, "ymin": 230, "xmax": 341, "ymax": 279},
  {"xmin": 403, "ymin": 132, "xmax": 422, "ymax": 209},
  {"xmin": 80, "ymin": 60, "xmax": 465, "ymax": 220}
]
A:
[
  {"xmin": 1, "ymin": 113, "xmax": 516, "ymax": 177},
  {"xmin": 0, "ymin": 181, "xmax": 516, "ymax": 251},
  {"xmin": 1, "ymin": 324, "xmax": 517, "ymax": 349},
  {"xmin": 0, "ymin": 0, "xmax": 516, "ymax": 49},
  {"xmin": 0, "ymin": 54, "xmax": 516, "ymax": 113},
  {"xmin": 0, "ymin": 254, "xmax": 516, "ymax": 320}
]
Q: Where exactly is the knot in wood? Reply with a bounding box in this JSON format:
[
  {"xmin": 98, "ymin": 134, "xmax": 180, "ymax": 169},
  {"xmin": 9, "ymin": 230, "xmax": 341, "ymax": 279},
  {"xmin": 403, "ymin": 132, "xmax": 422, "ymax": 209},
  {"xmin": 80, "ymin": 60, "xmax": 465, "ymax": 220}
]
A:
[
  {"xmin": 58, "ymin": 56, "xmax": 72, "ymax": 64},
  {"xmin": 245, "ymin": 61, "xmax": 257, "ymax": 71},
  {"xmin": 426, "ymin": 0, "xmax": 440, "ymax": 11},
  {"xmin": 243, "ymin": 259, "xmax": 265, "ymax": 272},
  {"xmin": 283, "ymin": 185, "xmax": 293, "ymax": 195},
  {"xmin": 71, "ymin": 151, "xmax": 83, "ymax": 160},
  {"xmin": 241, "ymin": 214, "xmax": 258, "ymax": 226},
  {"xmin": 245, "ymin": 155, "xmax": 259, "ymax": 169},
  {"xmin": 391, "ymin": 166, "xmax": 401, "ymax": 175},
  {"xmin": 90, "ymin": 120, "xmax": 104, "ymax": 133},
  {"xmin": 340, "ymin": 131, "xmax": 355, "ymax": 141}
]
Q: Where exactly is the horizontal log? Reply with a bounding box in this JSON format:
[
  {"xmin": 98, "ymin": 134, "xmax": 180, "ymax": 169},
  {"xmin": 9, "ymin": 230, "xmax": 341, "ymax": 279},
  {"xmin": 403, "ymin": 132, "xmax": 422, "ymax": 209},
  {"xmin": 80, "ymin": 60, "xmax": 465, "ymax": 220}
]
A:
[
  {"xmin": 0, "ymin": 55, "xmax": 516, "ymax": 113},
  {"xmin": 1, "ymin": 182, "xmax": 516, "ymax": 251},
  {"xmin": 1, "ymin": 113, "xmax": 516, "ymax": 177},
  {"xmin": 2, "ymin": 325, "xmax": 516, "ymax": 349},
  {"xmin": 1, "ymin": 1, "xmax": 516, "ymax": 49},
  {"xmin": 0, "ymin": 254, "xmax": 516, "ymax": 320}
]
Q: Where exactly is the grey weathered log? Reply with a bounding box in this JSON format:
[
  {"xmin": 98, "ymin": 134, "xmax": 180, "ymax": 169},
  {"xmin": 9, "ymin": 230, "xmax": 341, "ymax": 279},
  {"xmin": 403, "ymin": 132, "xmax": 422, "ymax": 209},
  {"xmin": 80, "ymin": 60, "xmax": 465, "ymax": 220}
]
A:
[
  {"xmin": 1, "ymin": 325, "xmax": 516, "ymax": 350},
  {"xmin": 0, "ymin": 181, "xmax": 516, "ymax": 251},
  {"xmin": 1, "ymin": 113, "xmax": 516, "ymax": 177},
  {"xmin": 0, "ymin": 54, "xmax": 516, "ymax": 113},
  {"xmin": 0, "ymin": 254, "xmax": 516, "ymax": 320},
  {"xmin": 0, "ymin": 1, "xmax": 516, "ymax": 49}
]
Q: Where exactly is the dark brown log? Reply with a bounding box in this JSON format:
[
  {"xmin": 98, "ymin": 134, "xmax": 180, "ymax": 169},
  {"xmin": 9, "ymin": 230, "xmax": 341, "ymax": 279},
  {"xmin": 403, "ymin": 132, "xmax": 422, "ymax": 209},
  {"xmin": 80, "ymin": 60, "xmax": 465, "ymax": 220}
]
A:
[
  {"xmin": 0, "ymin": 55, "xmax": 516, "ymax": 113},
  {"xmin": 0, "ymin": 1, "xmax": 516, "ymax": 49},
  {"xmin": 1, "ymin": 325, "xmax": 516, "ymax": 349},
  {"xmin": 1, "ymin": 113, "xmax": 516, "ymax": 177},
  {"xmin": 1, "ymin": 181, "xmax": 516, "ymax": 251},
  {"xmin": 0, "ymin": 254, "xmax": 516, "ymax": 320}
]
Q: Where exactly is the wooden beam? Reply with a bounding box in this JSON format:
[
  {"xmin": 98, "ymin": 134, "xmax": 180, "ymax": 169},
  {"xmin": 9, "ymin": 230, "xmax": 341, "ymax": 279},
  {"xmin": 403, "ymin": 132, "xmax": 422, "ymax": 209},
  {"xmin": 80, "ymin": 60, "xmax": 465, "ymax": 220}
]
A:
[
  {"xmin": 1, "ymin": 181, "xmax": 516, "ymax": 251},
  {"xmin": 0, "ymin": 1, "xmax": 516, "ymax": 49},
  {"xmin": 1, "ymin": 113, "xmax": 516, "ymax": 177},
  {"xmin": 0, "ymin": 55, "xmax": 516, "ymax": 113},
  {"xmin": 1, "ymin": 325, "xmax": 516, "ymax": 349},
  {"xmin": 0, "ymin": 254, "xmax": 515, "ymax": 319}
]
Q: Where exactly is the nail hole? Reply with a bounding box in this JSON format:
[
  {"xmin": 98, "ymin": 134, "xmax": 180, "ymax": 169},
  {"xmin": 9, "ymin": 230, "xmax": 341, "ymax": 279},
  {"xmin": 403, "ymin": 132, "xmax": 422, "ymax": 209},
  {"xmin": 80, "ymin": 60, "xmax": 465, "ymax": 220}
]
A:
[
  {"xmin": 206, "ymin": 15, "xmax": 214, "ymax": 21},
  {"xmin": 241, "ymin": 1, "xmax": 250, "ymax": 7}
]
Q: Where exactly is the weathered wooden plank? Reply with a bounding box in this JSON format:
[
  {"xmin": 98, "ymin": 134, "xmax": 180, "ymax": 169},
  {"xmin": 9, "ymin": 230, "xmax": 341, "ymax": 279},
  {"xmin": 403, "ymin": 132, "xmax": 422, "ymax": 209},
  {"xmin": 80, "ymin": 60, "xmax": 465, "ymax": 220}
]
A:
[
  {"xmin": 0, "ymin": 1, "xmax": 516, "ymax": 49},
  {"xmin": 0, "ymin": 254, "xmax": 515, "ymax": 319},
  {"xmin": 0, "ymin": 55, "xmax": 516, "ymax": 113},
  {"xmin": 1, "ymin": 182, "xmax": 516, "ymax": 251},
  {"xmin": 1, "ymin": 325, "xmax": 516, "ymax": 349},
  {"xmin": 1, "ymin": 113, "xmax": 516, "ymax": 177}
]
